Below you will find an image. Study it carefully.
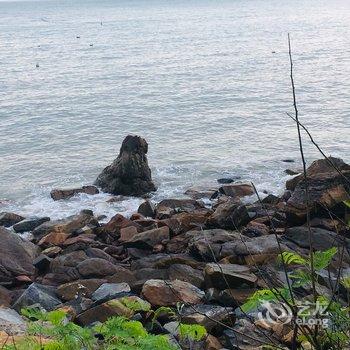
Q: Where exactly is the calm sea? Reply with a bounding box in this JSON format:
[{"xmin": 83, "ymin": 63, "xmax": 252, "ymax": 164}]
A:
[{"xmin": 1, "ymin": 0, "xmax": 349, "ymax": 220}]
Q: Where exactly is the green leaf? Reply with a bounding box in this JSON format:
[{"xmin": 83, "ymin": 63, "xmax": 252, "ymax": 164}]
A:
[
  {"xmin": 313, "ymin": 247, "xmax": 337, "ymax": 271},
  {"xmin": 179, "ymin": 323, "xmax": 207, "ymax": 341},
  {"xmin": 277, "ymin": 251, "xmax": 307, "ymax": 266}
]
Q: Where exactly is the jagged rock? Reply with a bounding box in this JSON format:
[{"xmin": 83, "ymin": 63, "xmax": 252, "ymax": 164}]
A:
[
  {"xmin": 57, "ymin": 279, "xmax": 106, "ymax": 301},
  {"xmin": 285, "ymin": 157, "xmax": 350, "ymax": 224},
  {"xmin": 0, "ymin": 212, "xmax": 24, "ymax": 227},
  {"xmin": 207, "ymin": 199, "xmax": 251, "ymax": 229},
  {"xmin": 131, "ymin": 268, "xmax": 169, "ymax": 292},
  {"xmin": 95, "ymin": 135, "xmax": 156, "ymax": 196},
  {"xmin": 12, "ymin": 283, "xmax": 61, "ymax": 312},
  {"xmin": 181, "ymin": 304, "xmax": 235, "ymax": 332},
  {"xmin": 33, "ymin": 211, "xmax": 98, "ymax": 240},
  {"xmin": 107, "ymin": 266, "xmax": 137, "ymax": 285},
  {"xmin": 91, "ymin": 283, "xmax": 131, "ymax": 303},
  {"xmin": 50, "ymin": 186, "xmax": 99, "ymax": 201},
  {"xmin": 119, "ymin": 226, "xmax": 138, "ymax": 242},
  {"xmin": 122, "ymin": 226, "xmax": 170, "ymax": 249},
  {"xmin": 142, "ymin": 279, "xmax": 204, "ymax": 306},
  {"xmin": 204, "ymin": 263, "xmax": 257, "ymax": 289},
  {"xmin": 77, "ymin": 258, "xmax": 117, "ymax": 278},
  {"xmin": 155, "ymin": 199, "xmax": 205, "ymax": 219},
  {"xmin": 0, "ymin": 227, "xmax": 38, "ymax": 284},
  {"xmin": 137, "ymin": 200, "xmax": 156, "ymax": 218},
  {"xmin": 0, "ymin": 308, "xmax": 27, "ymax": 335},
  {"xmin": 13, "ymin": 217, "xmax": 50, "ymax": 233},
  {"xmin": 219, "ymin": 183, "xmax": 254, "ymax": 198}
]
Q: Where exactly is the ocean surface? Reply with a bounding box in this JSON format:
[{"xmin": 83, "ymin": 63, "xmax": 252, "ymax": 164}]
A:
[{"xmin": 1, "ymin": 0, "xmax": 350, "ymax": 220}]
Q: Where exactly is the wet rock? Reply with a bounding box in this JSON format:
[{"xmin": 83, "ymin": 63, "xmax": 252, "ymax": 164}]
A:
[
  {"xmin": 13, "ymin": 217, "xmax": 50, "ymax": 233},
  {"xmin": 0, "ymin": 212, "xmax": 24, "ymax": 227},
  {"xmin": 0, "ymin": 308, "xmax": 27, "ymax": 335},
  {"xmin": 91, "ymin": 282, "xmax": 131, "ymax": 303},
  {"xmin": 181, "ymin": 304, "xmax": 234, "ymax": 332},
  {"xmin": 168, "ymin": 264, "xmax": 204, "ymax": 289},
  {"xmin": 285, "ymin": 168, "xmax": 301, "ymax": 176},
  {"xmin": 33, "ymin": 211, "xmax": 97, "ymax": 240},
  {"xmin": 261, "ymin": 194, "xmax": 280, "ymax": 205},
  {"xmin": 219, "ymin": 183, "xmax": 254, "ymax": 198},
  {"xmin": 77, "ymin": 258, "xmax": 117, "ymax": 278},
  {"xmin": 0, "ymin": 227, "xmax": 38, "ymax": 284},
  {"xmin": 207, "ymin": 199, "xmax": 251, "ymax": 229},
  {"xmin": 142, "ymin": 279, "xmax": 204, "ymax": 306},
  {"xmin": 57, "ymin": 279, "xmax": 106, "ymax": 301},
  {"xmin": 41, "ymin": 246, "xmax": 62, "ymax": 258},
  {"xmin": 50, "ymin": 185, "xmax": 99, "ymax": 201},
  {"xmin": 156, "ymin": 199, "xmax": 205, "ymax": 219},
  {"xmin": 122, "ymin": 226, "xmax": 170, "ymax": 249},
  {"xmin": 217, "ymin": 178, "xmax": 235, "ymax": 184},
  {"xmin": 62, "ymin": 234, "xmax": 96, "ymax": 247},
  {"xmin": 137, "ymin": 200, "xmax": 156, "ymax": 218},
  {"xmin": 12, "ymin": 283, "xmax": 61, "ymax": 312},
  {"xmin": 95, "ymin": 135, "xmax": 156, "ymax": 196},
  {"xmin": 204, "ymin": 263, "xmax": 257, "ymax": 289}
]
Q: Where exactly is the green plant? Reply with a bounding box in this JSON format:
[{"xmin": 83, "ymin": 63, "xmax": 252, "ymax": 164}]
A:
[{"xmin": 178, "ymin": 323, "xmax": 207, "ymax": 341}]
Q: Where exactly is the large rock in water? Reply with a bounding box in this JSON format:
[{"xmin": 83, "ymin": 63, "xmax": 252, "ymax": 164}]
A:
[{"xmin": 95, "ymin": 135, "xmax": 156, "ymax": 196}]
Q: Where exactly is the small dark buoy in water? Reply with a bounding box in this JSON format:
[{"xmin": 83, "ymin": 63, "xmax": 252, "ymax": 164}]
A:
[
  {"xmin": 272, "ymin": 51, "xmax": 276, "ymax": 54},
  {"xmin": 36, "ymin": 63, "xmax": 39, "ymax": 68},
  {"xmin": 100, "ymin": 21, "xmax": 103, "ymax": 26},
  {"xmin": 76, "ymin": 36, "xmax": 80, "ymax": 39},
  {"xmin": 89, "ymin": 43, "xmax": 93, "ymax": 47}
]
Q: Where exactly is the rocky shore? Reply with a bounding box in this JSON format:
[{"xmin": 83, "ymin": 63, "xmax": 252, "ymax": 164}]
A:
[{"xmin": 0, "ymin": 135, "xmax": 349, "ymax": 349}]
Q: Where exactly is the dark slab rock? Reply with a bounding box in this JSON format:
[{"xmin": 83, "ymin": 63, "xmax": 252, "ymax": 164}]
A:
[
  {"xmin": 13, "ymin": 216, "xmax": 50, "ymax": 233},
  {"xmin": 33, "ymin": 255, "xmax": 52, "ymax": 273},
  {"xmin": 0, "ymin": 227, "xmax": 38, "ymax": 284},
  {"xmin": 204, "ymin": 263, "xmax": 257, "ymax": 290},
  {"xmin": 91, "ymin": 282, "xmax": 131, "ymax": 303},
  {"xmin": 0, "ymin": 212, "xmax": 24, "ymax": 227},
  {"xmin": 0, "ymin": 286, "xmax": 12, "ymax": 307},
  {"xmin": 184, "ymin": 186, "xmax": 218, "ymax": 200},
  {"xmin": 50, "ymin": 185, "xmax": 99, "ymax": 201},
  {"xmin": 95, "ymin": 135, "xmax": 156, "ymax": 196},
  {"xmin": 12, "ymin": 283, "xmax": 61, "ymax": 311},
  {"xmin": 102, "ymin": 213, "xmax": 142, "ymax": 236},
  {"xmin": 77, "ymin": 258, "xmax": 118, "ymax": 278},
  {"xmin": 168, "ymin": 264, "xmax": 204, "ymax": 289},
  {"xmin": 131, "ymin": 268, "xmax": 169, "ymax": 292}
]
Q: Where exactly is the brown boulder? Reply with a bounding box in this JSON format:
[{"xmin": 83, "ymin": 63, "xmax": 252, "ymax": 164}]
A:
[
  {"xmin": 57, "ymin": 279, "xmax": 106, "ymax": 301},
  {"xmin": 50, "ymin": 186, "xmax": 99, "ymax": 201},
  {"xmin": 155, "ymin": 199, "xmax": 205, "ymax": 219},
  {"xmin": 77, "ymin": 258, "xmax": 117, "ymax": 278},
  {"xmin": 95, "ymin": 135, "xmax": 156, "ymax": 196},
  {"xmin": 38, "ymin": 232, "xmax": 69, "ymax": 248},
  {"xmin": 142, "ymin": 279, "xmax": 204, "ymax": 306},
  {"xmin": 137, "ymin": 200, "xmax": 156, "ymax": 218},
  {"xmin": 219, "ymin": 183, "xmax": 254, "ymax": 198}
]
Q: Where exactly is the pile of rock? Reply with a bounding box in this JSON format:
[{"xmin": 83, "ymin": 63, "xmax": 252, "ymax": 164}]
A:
[{"xmin": 1, "ymin": 136, "xmax": 349, "ymax": 349}]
